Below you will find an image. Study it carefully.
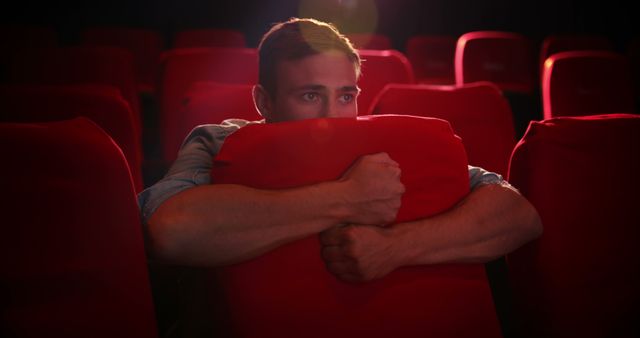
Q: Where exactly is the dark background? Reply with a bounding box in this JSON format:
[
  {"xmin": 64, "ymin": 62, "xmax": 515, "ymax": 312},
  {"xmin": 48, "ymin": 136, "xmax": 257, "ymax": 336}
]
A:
[{"xmin": 2, "ymin": 0, "xmax": 637, "ymax": 51}]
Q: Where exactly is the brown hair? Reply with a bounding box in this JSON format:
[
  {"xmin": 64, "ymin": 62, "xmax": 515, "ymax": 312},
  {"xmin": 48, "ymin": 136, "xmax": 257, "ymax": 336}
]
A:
[{"xmin": 257, "ymin": 18, "xmax": 361, "ymax": 98}]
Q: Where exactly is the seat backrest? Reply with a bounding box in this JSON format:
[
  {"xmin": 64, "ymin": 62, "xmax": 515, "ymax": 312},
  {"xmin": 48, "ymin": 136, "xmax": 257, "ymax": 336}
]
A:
[
  {"xmin": 357, "ymin": 49, "xmax": 415, "ymax": 116},
  {"xmin": 168, "ymin": 81, "xmax": 262, "ymax": 159},
  {"xmin": 0, "ymin": 117, "xmax": 157, "ymax": 338},
  {"xmin": 405, "ymin": 35, "xmax": 456, "ymax": 84},
  {"xmin": 208, "ymin": 115, "xmax": 502, "ymax": 338},
  {"xmin": 158, "ymin": 47, "xmax": 258, "ymax": 162},
  {"xmin": 346, "ymin": 33, "xmax": 392, "ymax": 50},
  {"xmin": 0, "ymin": 84, "xmax": 144, "ymax": 192},
  {"xmin": 455, "ymin": 31, "xmax": 535, "ymax": 94},
  {"xmin": 370, "ymin": 82, "xmax": 515, "ymax": 176},
  {"xmin": 82, "ymin": 27, "xmax": 164, "ymax": 93},
  {"xmin": 4, "ymin": 46, "xmax": 141, "ymax": 135},
  {"xmin": 542, "ymin": 51, "xmax": 635, "ymax": 118},
  {"xmin": 539, "ymin": 35, "xmax": 613, "ymax": 76},
  {"xmin": 173, "ymin": 28, "xmax": 246, "ymax": 48},
  {"xmin": 507, "ymin": 114, "xmax": 640, "ymax": 338}
]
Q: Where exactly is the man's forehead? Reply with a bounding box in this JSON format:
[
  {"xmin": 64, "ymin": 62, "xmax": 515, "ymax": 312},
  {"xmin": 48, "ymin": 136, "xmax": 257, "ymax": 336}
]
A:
[{"xmin": 276, "ymin": 51, "xmax": 359, "ymax": 89}]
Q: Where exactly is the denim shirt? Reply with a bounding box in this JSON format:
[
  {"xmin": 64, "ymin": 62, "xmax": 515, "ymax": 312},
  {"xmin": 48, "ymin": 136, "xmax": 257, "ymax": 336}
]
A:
[{"xmin": 138, "ymin": 119, "xmax": 506, "ymax": 224}]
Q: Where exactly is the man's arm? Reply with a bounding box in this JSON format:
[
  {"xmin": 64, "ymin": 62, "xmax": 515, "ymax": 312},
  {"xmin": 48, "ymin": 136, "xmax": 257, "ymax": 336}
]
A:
[
  {"xmin": 319, "ymin": 182, "xmax": 542, "ymax": 283},
  {"xmin": 146, "ymin": 153, "xmax": 405, "ymax": 266}
]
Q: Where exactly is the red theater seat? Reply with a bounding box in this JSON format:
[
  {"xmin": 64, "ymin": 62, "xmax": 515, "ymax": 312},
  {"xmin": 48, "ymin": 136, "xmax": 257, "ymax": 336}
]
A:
[
  {"xmin": 0, "ymin": 117, "xmax": 157, "ymax": 338},
  {"xmin": 357, "ymin": 49, "xmax": 415, "ymax": 116},
  {"xmin": 173, "ymin": 28, "xmax": 246, "ymax": 48},
  {"xmin": 208, "ymin": 115, "xmax": 502, "ymax": 338},
  {"xmin": 4, "ymin": 46, "xmax": 142, "ymax": 136},
  {"xmin": 507, "ymin": 114, "xmax": 640, "ymax": 338},
  {"xmin": 172, "ymin": 81, "xmax": 261, "ymax": 157},
  {"xmin": 82, "ymin": 27, "xmax": 164, "ymax": 94},
  {"xmin": 346, "ymin": 33, "xmax": 392, "ymax": 50},
  {"xmin": 369, "ymin": 82, "xmax": 515, "ymax": 176},
  {"xmin": 0, "ymin": 84, "xmax": 144, "ymax": 192},
  {"xmin": 539, "ymin": 35, "xmax": 613, "ymax": 77},
  {"xmin": 158, "ymin": 47, "xmax": 258, "ymax": 162},
  {"xmin": 455, "ymin": 31, "xmax": 535, "ymax": 94},
  {"xmin": 542, "ymin": 51, "xmax": 635, "ymax": 118},
  {"xmin": 405, "ymin": 35, "xmax": 456, "ymax": 84}
]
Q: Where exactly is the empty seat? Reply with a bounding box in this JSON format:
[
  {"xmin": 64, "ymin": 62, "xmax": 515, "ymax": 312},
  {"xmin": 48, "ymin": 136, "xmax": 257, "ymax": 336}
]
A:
[
  {"xmin": 346, "ymin": 33, "xmax": 392, "ymax": 50},
  {"xmin": 4, "ymin": 46, "xmax": 142, "ymax": 136},
  {"xmin": 507, "ymin": 114, "xmax": 640, "ymax": 338},
  {"xmin": 168, "ymin": 81, "xmax": 261, "ymax": 160},
  {"xmin": 539, "ymin": 35, "xmax": 613, "ymax": 76},
  {"xmin": 369, "ymin": 82, "xmax": 515, "ymax": 177},
  {"xmin": 357, "ymin": 49, "xmax": 415, "ymax": 116},
  {"xmin": 542, "ymin": 51, "xmax": 635, "ymax": 118},
  {"xmin": 0, "ymin": 117, "xmax": 157, "ymax": 338},
  {"xmin": 158, "ymin": 47, "xmax": 258, "ymax": 162},
  {"xmin": 0, "ymin": 84, "xmax": 144, "ymax": 192},
  {"xmin": 455, "ymin": 31, "xmax": 535, "ymax": 94},
  {"xmin": 455, "ymin": 31, "xmax": 539, "ymax": 138},
  {"xmin": 82, "ymin": 27, "xmax": 164, "ymax": 94},
  {"xmin": 173, "ymin": 28, "xmax": 246, "ymax": 48},
  {"xmin": 405, "ymin": 35, "xmax": 456, "ymax": 85}
]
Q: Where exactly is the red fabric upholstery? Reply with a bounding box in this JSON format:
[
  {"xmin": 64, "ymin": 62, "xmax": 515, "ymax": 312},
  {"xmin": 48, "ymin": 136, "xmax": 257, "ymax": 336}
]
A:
[
  {"xmin": 0, "ymin": 84, "xmax": 144, "ymax": 192},
  {"xmin": 542, "ymin": 51, "xmax": 635, "ymax": 118},
  {"xmin": 159, "ymin": 47, "xmax": 258, "ymax": 162},
  {"xmin": 209, "ymin": 115, "xmax": 501, "ymax": 338},
  {"xmin": 507, "ymin": 114, "xmax": 640, "ymax": 338},
  {"xmin": 405, "ymin": 35, "xmax": 456, "ymax": 84},
  {"xmin": 357, "ymin": 50, "xmax": 415, "ymax": 116},
  {"xmin": 539, "ymin": 35, "xmax": 613, "ymax": 76},
  {"xmin": 4, "ymin": 46, "xmax": 141, "ymax": 136},
  {"xmin": 82, "ymin": 27, "xmax": 164, "ymax": 93},
  {"xmin": 172, "ymin": 81, "xmax": 262, "ymax": 156},
  {"xmin": 173, "ymin": 29, "xmax": 246, "ymax": 48},
  {"xmin": 0, "ymin": 117, "xmax": 157, "ymax": 338},
  {"xmin": 369, "ymin": 82, "xmax": 515, "ymax": 177},
  {"xmin": 455, "ymin": 31, "xmax": 535, "ymax": 94},
  {"xmin": 346, "ymin": 33, "xmax": 392, "ymax": 50}
]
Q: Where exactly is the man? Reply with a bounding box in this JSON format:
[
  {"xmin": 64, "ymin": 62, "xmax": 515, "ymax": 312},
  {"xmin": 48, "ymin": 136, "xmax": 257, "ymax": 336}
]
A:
[{"xmin": 139, "ymin": 18, "xmax": 542, "ymax": 283}]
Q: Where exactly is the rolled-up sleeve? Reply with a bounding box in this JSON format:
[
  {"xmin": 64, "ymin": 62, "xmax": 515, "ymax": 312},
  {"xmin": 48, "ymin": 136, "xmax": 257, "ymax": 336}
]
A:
[
  {"xmin": 468, "ymin": 165, "xmax": 511, "ymax": 191},
  {"xmin": 137, "ymin": 123, "xmax": 240, "ymax": 224}
]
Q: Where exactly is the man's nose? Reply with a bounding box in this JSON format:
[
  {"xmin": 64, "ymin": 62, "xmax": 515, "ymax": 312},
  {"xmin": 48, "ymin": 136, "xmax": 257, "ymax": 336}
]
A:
[{"xmin": 325, "ymin": 98, "xmax": 340, "ymax": 118}]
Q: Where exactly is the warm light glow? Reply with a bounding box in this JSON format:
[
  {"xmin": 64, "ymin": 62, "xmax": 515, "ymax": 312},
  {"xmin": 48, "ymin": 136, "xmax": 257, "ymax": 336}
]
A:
[{"xmin": 298, "ymin": 0, "xmax": 379, "ymax": 36}]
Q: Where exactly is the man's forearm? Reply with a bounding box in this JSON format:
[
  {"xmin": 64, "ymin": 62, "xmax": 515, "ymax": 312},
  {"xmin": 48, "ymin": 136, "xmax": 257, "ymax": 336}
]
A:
[
  {"xmin": 147, "ymin": 182, "xmax": 348, "ymax": 266},
  {"xmin": 389, "ymin": 183, "xmax": 542, "ymax": 266}
]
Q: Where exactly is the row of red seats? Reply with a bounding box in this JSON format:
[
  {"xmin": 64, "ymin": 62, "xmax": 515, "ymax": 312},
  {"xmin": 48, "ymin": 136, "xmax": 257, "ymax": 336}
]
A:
[
  {"xmin": 4, "ymin": 25, "xmax": 638, "ymax": 91},
  {"xmin": 0, "ymin": 50, "xmax": 630, "ymax": 186},
  {"xmin": 2, "ymin": 113, "xmax": 637, "ymax": 337}
]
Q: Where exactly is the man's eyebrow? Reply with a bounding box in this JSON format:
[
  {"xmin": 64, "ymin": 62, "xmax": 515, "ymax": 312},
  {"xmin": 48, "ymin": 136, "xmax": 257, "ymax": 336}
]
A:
[
  {"xmin": 338, "ymin": 85, "xmax": 360, "ymax": 93},
  {"xmin": 292, "ymin": 84, "xmax": 327, "ymax": 92},
  {"xmin": 291, "ymin": 84, "xmax": 360, "ymax": 93}
]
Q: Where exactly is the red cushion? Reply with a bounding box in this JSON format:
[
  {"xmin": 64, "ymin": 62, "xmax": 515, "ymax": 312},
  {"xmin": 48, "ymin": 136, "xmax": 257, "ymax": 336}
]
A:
[
  {"xmin": 209, "ymin": 115, "xmax": 501, "ymax": 338},
  {"xmin": 507, "ymin": 114, "xmax": 640, "ymax": 338}
]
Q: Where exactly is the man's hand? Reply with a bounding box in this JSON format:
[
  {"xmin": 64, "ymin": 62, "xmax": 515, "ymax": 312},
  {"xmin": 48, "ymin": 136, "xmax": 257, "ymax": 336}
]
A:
[
  {"xmin": 319, "ymin": 224, "xmax": 402, "ymax": 283},
  {"xmin": 339, "ymin": 153, "xmax": 405, "ymax": 225}
]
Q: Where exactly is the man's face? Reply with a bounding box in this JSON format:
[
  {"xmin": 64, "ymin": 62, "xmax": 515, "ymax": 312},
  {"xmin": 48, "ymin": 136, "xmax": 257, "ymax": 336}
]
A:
[{"xmin": 267, "ymin": 50, "xmax": 360, "ymax": 122}]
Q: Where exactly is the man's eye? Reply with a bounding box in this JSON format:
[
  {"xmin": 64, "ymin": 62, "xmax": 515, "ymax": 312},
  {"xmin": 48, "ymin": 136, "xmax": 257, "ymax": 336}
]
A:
[
  {"xmin": 339, "ymin": 94, "xmax": 354, "ymax": 103},
  {"xmin": 302, "ymin": 93, "xmax": 319, "ymax": 102}
]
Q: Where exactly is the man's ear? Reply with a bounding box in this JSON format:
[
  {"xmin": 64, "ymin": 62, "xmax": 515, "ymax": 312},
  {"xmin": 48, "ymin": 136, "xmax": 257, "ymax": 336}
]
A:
[{"xmin": 253, "ymin": 84, "xmax": 273, "ymax": 122}]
